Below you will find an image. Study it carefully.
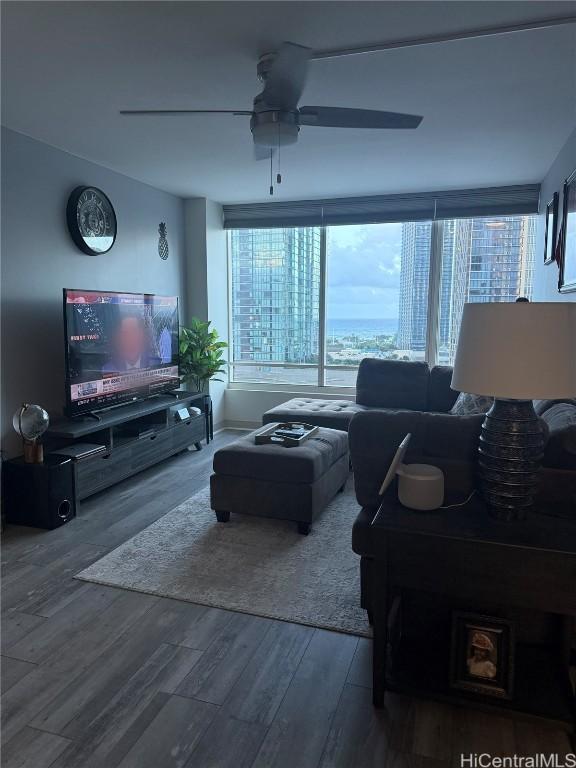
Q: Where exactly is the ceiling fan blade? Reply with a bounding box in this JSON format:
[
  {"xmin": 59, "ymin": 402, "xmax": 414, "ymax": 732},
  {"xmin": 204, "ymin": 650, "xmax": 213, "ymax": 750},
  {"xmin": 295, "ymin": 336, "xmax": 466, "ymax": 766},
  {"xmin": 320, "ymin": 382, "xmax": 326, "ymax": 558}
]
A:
[
  {"xmin": 298, "ymin": 106, "xmax": 423, "ymax": 129},
  {"xmin": 253, "ymin": 144, "xmax": 276, "ymax": 161},
  {"xmin": 119, "ymin": 110, "xmax": 252, "ymax": 116},
  {"xmin": 261, "ymin": 42, "xmax": 311, "ymax": 110}
]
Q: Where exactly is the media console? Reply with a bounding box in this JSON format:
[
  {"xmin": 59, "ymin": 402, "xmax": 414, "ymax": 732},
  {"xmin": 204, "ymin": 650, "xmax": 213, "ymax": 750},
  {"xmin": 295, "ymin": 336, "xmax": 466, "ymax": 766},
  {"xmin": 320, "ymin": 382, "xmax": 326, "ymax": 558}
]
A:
[{"xmin": 45, "ymin": 391, "xmax": 211, "ymax": 506}]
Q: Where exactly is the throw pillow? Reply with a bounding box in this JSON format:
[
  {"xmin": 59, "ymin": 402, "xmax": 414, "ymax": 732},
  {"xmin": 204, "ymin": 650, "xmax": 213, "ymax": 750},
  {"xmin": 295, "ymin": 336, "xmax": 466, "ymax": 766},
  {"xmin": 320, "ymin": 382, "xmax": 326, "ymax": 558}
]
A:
[{"xmin": 450, "ymin": 391, "xmax": 494, "ymax": 416}]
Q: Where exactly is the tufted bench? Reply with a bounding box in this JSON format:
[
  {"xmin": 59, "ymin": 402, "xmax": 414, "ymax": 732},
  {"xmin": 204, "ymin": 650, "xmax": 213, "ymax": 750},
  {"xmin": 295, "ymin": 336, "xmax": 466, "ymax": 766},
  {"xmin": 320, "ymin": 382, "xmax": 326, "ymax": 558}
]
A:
[
  {"xmin": 262, "ymin": 398, "xmax": 367, "ymax": 431},
  {"xmin": 210, "ymin": 425, "xmax": 349, "ymax": 535}
]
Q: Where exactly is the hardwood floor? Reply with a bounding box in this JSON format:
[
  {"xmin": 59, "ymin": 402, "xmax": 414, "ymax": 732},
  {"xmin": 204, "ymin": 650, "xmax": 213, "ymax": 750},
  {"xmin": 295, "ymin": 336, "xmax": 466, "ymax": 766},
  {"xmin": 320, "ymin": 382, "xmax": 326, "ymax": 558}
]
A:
[{"xmin": 1, "ymin": 431, "xmax": 572, "ymax": 767}]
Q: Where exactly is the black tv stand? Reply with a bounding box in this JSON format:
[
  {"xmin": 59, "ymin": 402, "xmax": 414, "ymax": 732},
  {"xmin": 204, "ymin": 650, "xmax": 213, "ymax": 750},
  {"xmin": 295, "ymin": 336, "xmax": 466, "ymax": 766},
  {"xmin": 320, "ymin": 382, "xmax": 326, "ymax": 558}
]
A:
[{"xmin": 46, "ymin": 392, "xmax": 211, "ymax": 506}]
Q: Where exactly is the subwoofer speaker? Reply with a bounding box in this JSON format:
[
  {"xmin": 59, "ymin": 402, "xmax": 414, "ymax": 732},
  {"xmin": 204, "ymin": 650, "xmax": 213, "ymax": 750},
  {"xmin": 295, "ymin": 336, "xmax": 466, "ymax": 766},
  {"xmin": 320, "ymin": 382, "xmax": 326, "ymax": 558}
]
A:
[{"xmin": 3, "ymin": 455, "xmax": 76, "ymax": 529}]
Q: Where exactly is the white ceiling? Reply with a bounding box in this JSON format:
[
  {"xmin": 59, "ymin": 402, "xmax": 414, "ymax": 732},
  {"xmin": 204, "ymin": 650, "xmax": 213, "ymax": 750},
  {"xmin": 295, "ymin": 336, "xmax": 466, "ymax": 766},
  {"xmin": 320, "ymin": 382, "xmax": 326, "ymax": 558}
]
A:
[{"xmin": 2, "ymin": 1, "xmax": 576, "ymax": 203}]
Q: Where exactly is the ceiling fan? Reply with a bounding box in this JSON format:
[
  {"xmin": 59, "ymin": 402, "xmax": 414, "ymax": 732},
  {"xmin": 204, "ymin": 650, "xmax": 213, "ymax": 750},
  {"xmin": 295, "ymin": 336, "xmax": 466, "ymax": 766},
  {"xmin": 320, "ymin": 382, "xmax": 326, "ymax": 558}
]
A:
[{"xmin": 120, "ymin": 42, "xmax": 423, "ymax": 180}]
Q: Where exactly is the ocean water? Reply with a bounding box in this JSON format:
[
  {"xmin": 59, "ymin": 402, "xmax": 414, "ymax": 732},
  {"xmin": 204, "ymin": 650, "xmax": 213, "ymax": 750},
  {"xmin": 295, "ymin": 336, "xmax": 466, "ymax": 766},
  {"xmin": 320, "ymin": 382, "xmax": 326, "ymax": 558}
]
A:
[{"xmin": 326, "ymin": 318, "xmax": 398, "ymax": 338}]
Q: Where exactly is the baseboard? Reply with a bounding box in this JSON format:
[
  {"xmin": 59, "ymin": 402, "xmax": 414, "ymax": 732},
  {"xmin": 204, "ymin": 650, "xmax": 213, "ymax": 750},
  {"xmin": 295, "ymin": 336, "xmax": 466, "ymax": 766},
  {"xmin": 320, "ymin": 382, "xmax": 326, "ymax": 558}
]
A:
[{"xmin": 216, "ymin": 420, "xmax": 260, "ymax": 432}]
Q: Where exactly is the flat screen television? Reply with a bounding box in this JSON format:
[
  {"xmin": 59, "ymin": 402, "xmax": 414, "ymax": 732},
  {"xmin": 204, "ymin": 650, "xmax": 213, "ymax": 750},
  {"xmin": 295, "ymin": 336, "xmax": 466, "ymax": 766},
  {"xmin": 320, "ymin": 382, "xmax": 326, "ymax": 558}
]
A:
[{"xmin": 63, "ymin": 289, "xmax": 180, "ymax": 417}]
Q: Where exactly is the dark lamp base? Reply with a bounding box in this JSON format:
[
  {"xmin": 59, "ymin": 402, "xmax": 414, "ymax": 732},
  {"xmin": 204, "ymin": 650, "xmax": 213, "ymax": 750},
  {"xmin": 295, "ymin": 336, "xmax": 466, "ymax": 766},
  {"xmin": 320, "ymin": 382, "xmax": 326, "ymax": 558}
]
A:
[{"xmin": 478, "ymin": 399, "xmax": 545, "ymax": 522}]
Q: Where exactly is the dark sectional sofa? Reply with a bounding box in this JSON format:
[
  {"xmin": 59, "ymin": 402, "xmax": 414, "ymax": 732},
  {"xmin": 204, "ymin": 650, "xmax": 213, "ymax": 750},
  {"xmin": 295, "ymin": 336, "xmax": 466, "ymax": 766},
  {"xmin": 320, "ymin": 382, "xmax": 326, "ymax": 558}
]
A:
[
  {"xmin": 263, "ymin": 358, "xmax": 576, "ymax": 619},
  {"xmin": 262, "ymin": 359, "xmax": 459, "ymax": 430}
]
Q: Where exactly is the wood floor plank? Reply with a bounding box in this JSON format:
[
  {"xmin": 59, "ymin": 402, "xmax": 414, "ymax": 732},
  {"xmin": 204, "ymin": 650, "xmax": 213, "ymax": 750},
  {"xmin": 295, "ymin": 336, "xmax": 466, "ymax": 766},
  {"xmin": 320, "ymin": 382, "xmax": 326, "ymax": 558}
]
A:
[
  {"xmin": 382, "ymin": 691, "xmax": 419, "ymax": 753},
  {"xmin": 319, "ymin": 683, "xmax": 390, "ymax": 768},
  {"xmin": 95, "ymin": 692, "xmax": 172, "ymax": 768},
  {"xmin": 1, "ymin": 564, "xmax": 47, "ymax": 612},
  {"xmin": 1, "ymin": 611, "xmax": 46, "ymax": 653},
  {"xmin": 17, "ymin": 589, "xmax": 158, "ymax": 676},
  {"xmin": 346, "ymin": 637, "xmax": 372, "ymax": 688},
  {"xmin": 49, "ymin": 644, "xmax": 203, "ymax": 768},
  {"xmin": 176, "ymin": 612, "xmax": 272, "ymax": 705},
  {"xmin": 3, "ymin": 546, "xmax": 109, "ymax": 618},
  {"xmin": 222, "ymin": 620, "xmax": 314, "ymax": 726},
  {"xmin": 451, "ymin": 709, "xmax": 516, "ymax": 765},
  {"xmin": 3, "ymin": 528, "xmax": 99, "ymax": 569},
  {"xmin": 184, "ymin": 713, "xmax": 268, "ymax": 768},
  {"xmin": 2, "ymin": 726, "xmax": 71, "ymax": 768},
  {"xmin": 30, "ymin": 597, "xmax": 204, "ymax": 736},
  {"xmin": 514, "ymin": 720, "xmax": 574, "ymax": 756},
  {"xmin": 1, "ymin": 656, "xmax": 36, "ymax": 693},
  {"xmin": 1, "ymin": 665, "xmax": 74, "ymax": 745},
  {"xmin": 411, "ymin": 700, "xmax": 455, "ymax": 761},
  {"xmin": 169, "ymin": 604, "xmax": 234, "ymax": 651},
  {"xmin": 4, "ymin": 584, "xmax": 122, "ymax": 663},
  {"xmin": 251, "ymin": 628, "xmax": 358, "ymax": 768},
  {"xmin": 116, "ymin": 694, "xmax": 218, "ymax": 768}
]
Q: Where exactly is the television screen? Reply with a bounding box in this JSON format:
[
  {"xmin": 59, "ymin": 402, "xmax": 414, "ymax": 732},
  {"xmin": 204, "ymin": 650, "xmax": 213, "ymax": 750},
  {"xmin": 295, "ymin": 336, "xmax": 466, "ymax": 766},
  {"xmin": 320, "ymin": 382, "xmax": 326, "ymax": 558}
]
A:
[{"xmin": 63, "ymin": 289, "xmax": 180, "ymax": 416}]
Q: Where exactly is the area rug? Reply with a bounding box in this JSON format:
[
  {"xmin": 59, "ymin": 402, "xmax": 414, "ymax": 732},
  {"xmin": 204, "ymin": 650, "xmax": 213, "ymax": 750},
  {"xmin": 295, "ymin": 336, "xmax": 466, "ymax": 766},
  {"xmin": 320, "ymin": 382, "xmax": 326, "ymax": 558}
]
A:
[{"xmin": 75, "ymin": 485, "xmax": 370, "ymax": 637}]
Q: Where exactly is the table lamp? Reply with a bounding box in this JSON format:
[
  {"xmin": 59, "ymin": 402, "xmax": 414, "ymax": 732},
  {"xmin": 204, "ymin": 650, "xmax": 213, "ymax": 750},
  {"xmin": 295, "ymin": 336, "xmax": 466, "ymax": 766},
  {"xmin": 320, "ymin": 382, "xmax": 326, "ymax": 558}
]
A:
[{"xmin": 451, "ymin": 302, "xmax": 576, "ymax": 521}]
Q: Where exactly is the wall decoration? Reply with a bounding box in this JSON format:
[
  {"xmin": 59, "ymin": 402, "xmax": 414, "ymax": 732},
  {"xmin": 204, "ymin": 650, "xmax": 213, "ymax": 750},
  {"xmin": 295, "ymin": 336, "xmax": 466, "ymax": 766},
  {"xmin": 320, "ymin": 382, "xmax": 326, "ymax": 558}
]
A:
[
  {"xmin": 66, "ymin": 186, "xmax": 117, "ymax": 255},
  {"xmin": 559, "ymin": 169, "xmax": 576, "ymax": 292},
  {"xmin": 450, "ymin": 612, "xmax": 515, "ymax": 700},
  {"xmin": 544, "ymin": 192, "xmax": 559, "ymax": 265},
  {"xmin": 158, "ymin": 222, "xmax": 169, "ymax": 260}
]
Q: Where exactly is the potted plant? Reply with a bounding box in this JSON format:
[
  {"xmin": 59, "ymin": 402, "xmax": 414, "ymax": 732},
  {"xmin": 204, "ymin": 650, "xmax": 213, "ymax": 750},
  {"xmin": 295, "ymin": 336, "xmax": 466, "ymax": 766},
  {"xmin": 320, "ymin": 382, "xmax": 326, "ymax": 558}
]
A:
[{"xmin": 179, "ymin": 318, "xmax": 228, "ymax": 393}]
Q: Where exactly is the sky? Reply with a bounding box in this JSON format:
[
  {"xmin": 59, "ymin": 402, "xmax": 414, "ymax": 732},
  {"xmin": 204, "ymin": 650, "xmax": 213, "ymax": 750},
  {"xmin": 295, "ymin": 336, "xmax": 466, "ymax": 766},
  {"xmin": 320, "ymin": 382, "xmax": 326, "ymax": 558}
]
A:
[{"xmin": 326, "ymin": 223, "xmax": 403, "ymax": 320}]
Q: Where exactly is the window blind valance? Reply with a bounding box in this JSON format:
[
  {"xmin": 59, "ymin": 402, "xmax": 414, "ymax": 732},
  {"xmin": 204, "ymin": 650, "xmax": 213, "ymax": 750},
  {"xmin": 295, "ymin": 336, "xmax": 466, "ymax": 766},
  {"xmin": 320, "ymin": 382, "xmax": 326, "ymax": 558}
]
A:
[{"xmin": 222, "ymin": 184, "xmax": 540, "ymax": 229}]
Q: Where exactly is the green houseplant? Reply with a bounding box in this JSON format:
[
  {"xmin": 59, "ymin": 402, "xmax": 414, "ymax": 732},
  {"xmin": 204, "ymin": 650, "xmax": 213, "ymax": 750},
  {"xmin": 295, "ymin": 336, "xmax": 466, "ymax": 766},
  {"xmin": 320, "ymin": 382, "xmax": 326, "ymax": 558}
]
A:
[{"xmin": 179, "ymin": 318, "xmax": 228, "ymax": 393}]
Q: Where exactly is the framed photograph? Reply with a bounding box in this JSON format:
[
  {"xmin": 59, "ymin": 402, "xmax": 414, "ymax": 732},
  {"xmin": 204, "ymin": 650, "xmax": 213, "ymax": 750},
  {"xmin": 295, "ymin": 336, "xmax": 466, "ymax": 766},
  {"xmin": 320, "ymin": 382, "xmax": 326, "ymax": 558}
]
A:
[
  {"xmin": 544, "ymin": 192, "xmax": 559, "ymax": 265},
  {"xmin": 450, "ymin": 612, "xmax": 515, "ymax": 699},
  {"xmin": 559, "ymin": 169, "xmax": 576, "ymax": 292}
]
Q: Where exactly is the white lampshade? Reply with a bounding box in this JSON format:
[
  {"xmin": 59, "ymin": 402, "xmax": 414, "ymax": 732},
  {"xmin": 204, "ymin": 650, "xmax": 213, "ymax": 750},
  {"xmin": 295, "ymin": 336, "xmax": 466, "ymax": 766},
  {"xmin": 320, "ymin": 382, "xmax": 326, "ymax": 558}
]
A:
[{"xmin": 451, "ymin": 302, "xmax": 576, "ymax": 400}]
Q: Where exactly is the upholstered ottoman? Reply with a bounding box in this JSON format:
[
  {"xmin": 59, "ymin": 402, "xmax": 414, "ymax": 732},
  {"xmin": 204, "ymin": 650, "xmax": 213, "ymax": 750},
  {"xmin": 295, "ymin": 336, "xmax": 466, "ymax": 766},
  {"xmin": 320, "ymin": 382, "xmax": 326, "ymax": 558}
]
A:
[
  {"xmin": 210, "ymin": 426, "xmax": 349, "ymax": 534},
  {"xmin": 263, "ymin": 398, "xmax": 368, "ymax": 431}
]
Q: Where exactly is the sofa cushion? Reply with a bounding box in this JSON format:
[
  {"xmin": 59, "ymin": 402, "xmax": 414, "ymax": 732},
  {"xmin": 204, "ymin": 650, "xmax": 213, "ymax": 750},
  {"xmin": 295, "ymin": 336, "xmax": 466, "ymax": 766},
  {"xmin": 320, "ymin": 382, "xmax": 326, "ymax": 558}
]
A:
[
  {"xmin": 349, "ymin": 409, "xmax": 482, "ymax": 510},
  {"xmin": 451, "ymin": 391, "xmax": 493, "ymax": 416},
  {"xmin": 213, "ymin": 425, "xmax": 349, "ymax": 485},
  {"xmin": 355, "ymin": 358, "xmax": 429, "ymax": 411},
  {"xmin": 541, "ymin": 403, "xmax": 576, "ymax": 469},
  {"xmin": 428, "ymin": 365, "xmax": 459, "ymax": 413},
  {"xmin": 263, "ymin": 398, "xmax": 367, "ymax": 431},
  {"xmin": 534, "ymin": 398, "xmax": 576, "ymax": 417}
]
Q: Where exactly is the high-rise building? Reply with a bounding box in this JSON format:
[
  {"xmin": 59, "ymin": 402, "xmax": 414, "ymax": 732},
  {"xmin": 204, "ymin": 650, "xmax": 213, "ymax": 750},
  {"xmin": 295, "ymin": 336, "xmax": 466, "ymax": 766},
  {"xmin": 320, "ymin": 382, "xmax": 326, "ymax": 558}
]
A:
[
  {"xmin": 230, "ymin": 228, "xmax": 321, "ymax": 363},
  {"xmin": 398, "ymin": 216, "xmax": 536, "ymax": 362},
  {"xmin": 397, "ymin": 222, "xmax": 432, "ymax": 355}
]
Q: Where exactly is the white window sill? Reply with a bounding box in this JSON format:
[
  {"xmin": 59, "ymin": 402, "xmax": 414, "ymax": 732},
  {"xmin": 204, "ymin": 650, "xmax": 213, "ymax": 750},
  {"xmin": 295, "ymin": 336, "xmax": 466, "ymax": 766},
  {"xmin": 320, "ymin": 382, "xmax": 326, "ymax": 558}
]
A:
[{"xmin": 227, "ymin": 381, "xmax": 356, "ymax": 397}]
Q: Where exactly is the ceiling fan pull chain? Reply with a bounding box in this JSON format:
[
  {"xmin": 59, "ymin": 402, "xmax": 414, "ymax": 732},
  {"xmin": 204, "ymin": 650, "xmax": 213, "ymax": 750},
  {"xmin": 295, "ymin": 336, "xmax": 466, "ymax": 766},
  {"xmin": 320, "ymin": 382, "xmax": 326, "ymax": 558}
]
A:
[
  {"xmin": 276, "ymin": 123, "xmax": 282, "ymax": 185},
  {"xmin": 269, "ymin": 149, "xmax": 274, "ymax": 196}
]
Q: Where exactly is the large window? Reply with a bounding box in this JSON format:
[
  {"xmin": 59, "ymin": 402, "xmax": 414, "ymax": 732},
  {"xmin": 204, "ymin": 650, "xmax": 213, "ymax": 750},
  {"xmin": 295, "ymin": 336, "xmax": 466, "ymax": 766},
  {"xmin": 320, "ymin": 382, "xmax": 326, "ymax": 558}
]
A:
[{"xmin": 229, "ymin": 216, "xmax": 535, "ymax": 386}]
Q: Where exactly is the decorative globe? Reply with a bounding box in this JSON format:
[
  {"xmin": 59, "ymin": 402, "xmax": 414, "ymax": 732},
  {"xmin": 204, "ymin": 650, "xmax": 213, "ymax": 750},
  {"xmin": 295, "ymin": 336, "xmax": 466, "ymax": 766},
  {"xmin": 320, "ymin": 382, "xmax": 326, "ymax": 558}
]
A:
[{"xmin": 12, "ymin": 404, "xmax": 49, "ymax": 442}]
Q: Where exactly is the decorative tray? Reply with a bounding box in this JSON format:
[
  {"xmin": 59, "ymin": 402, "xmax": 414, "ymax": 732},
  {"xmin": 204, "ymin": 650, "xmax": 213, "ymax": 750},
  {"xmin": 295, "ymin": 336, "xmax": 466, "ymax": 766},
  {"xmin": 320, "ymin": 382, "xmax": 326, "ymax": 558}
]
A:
[{"xmin": 254, "ymin": 422, "xmax": 319, "ymax": 447}]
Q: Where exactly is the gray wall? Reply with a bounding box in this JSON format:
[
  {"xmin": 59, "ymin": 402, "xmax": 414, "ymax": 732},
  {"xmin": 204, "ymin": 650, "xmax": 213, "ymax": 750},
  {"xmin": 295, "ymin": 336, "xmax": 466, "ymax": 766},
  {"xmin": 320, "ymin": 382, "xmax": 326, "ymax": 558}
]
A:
[
  {"xmin": 533, "ymin": 127, "xmax": 576, "ymax": 302},
  {"xmin": 184, "ymin": 198, "xmax": 229, "ymax": 427},
  {"xmin": 1, "ymin": 128, "xmax": 186, "ymax": 457}
]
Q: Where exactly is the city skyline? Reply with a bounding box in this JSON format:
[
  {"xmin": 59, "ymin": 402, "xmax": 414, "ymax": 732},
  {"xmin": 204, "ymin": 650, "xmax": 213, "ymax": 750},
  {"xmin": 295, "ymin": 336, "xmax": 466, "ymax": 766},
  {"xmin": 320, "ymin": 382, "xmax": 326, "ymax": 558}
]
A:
[{"xmin": 398, "ymin": 216, "xmax": 536, "ymax": 361}]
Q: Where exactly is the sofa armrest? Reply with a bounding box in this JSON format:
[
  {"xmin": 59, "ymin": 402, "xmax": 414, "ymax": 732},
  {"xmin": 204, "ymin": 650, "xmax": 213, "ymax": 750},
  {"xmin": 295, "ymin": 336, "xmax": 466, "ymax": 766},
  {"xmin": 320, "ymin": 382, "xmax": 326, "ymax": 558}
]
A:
[{"xmin": 349, "ymin": 409, "xmax": 483, "ymax": 510}]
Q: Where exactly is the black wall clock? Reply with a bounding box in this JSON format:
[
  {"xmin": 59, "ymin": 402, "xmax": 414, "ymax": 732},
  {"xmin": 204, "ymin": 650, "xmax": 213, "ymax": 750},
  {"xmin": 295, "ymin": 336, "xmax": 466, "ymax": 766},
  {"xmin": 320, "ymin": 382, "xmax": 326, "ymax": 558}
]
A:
[{"xmin": 66, "ymin": 186, "xmax": 117, "ymax": 255}]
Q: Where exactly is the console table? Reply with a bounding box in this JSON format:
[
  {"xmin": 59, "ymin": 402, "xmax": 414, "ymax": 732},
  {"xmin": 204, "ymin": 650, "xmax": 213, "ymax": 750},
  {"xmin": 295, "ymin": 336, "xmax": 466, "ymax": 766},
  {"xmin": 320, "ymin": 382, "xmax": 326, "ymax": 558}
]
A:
[
  {"xmin": 45, "ymin": 391, "xmax": 211, "ymax": 505},
  {"xmin": 370, "ymin": 496, "xmax": 576, "ymax": 730}
]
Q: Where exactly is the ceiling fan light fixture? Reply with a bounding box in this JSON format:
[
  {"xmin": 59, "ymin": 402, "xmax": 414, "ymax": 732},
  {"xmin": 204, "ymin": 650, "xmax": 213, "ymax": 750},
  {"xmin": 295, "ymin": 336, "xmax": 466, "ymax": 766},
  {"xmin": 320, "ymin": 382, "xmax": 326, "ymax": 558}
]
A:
[{"xmin": 250, "ymin": 110, "xmax": 299, "ymax": 147}]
